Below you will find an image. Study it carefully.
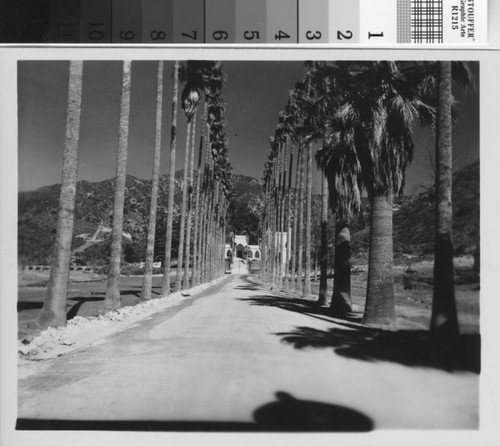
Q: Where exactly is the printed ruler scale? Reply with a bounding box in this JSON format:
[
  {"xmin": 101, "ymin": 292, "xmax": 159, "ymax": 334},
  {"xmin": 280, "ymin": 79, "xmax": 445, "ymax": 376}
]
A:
[{"xmin": 0, "ymin": 0, "xmax": 487, "ymax": 44}]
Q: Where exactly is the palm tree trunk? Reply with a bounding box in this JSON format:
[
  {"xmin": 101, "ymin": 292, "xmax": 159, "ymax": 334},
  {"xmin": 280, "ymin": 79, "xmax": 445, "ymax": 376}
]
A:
[
  {"xmin": 291, "ymin": 143, "xmax": 302, "ymax": 291},
  {"xmin": 104, "ymin": 60, "xmax": 132, "ymax": 312},
  {"xmin": 431, "ymin": 61, "xmax": 459, "ymax": 336},
  {"xmin": 330, "ymin": 217, "xmax": 353, "ymax": 315},
  {"xmin": 200, "ymin": 191, "xmax": 208, "ymax": 283},
  {"xmin": 192, "ymin": 102, "xmax": 208, "ymax": 286},
  {"xmin": 161, "ymin": 61, "xmax": 179, "ymax": 297},
  {"xmin": 209, "ymin": 183, "xmax": 219, "ymax": 281},
  {"xmin": 174, "ymin": 119, "xmax": 192, "ymax": 291},
  {"xmin": 278, "ymin": 143, "xmax": 287, "ymax": 289},
  {"xmin": 363, "ymin": 193, "xmax": 396, "ymax": 325},
  {"xmin": 37, "ymin": 60, "xmax": 83, "ymax": 329},
  {"xmin": 284, "ymin": 140, "xmax": 294, "ymax": 290},
  {"xmin": 183, "ymin": 108, "xmax": 198, "ymax": 289},
  {"xmin": 201, "ymin": 185, "xmax": 211, "ymax": 283},
  {"xmin": 206, "ymin": 185, "xmax": 216, "ymax": 281},
  {"xmin": 318, "ymin": 171, "xmax": 328, "ymax": 305},
  {"xmin": 261, "ymin": 186, "xmax": 270, "ymax": 281},
  {"xmin": 303, "ymin": 140, "xmax": 313, "ymax": 297},
  {"xmin": 140, "ymin": 61, "xmax": 164, "ymax": 301},
  {"xmin": 272, "ymin": 171, "xmax": 279, "ymax": 286},
  {"xmin": 296, "ymin": 141, "xmax": 305, "ymax": 294}
]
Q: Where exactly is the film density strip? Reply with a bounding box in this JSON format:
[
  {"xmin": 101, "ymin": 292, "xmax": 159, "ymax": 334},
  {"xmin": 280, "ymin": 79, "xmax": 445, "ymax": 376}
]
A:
[{"xmin": 0, "ymin": 0, "xmax": 487, "ymax": 44}]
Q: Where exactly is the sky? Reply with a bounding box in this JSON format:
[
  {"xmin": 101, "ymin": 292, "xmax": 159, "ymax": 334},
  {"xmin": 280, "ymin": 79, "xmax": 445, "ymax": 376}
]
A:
[{"xmin": 18, "ymin": 60, "xmax": 479, "ymax": 194}]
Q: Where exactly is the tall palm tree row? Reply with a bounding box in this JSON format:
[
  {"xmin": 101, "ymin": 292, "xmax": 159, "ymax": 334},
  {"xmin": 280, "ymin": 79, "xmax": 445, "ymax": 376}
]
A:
[
  {"xmin": 179, "ymin": 61, "xmax": 226, "ymax": 290},
  {"xmin": 201, "ymin": 89, "xmax": 232, "ymax": 282},
  {"xmin": 175, "ymin": 63, "xmax": 199, "ymax": 291},
  {"xmin": 262, "ymin": 60, "xmax": 469, "ymax": 333},
  {"xmin": 37, "ymin": 60, "xmax": 84, "ymax": 329},
  {"xmin": 191, "ymin": 100, "xmax": 208, "ymax": 287},
  {"xmin": 310, "ymin": 62, "xmax": 362, "ymax": 314},
  {"xmin": 37, "ymin": 60, "xmax": 232, "ymax": 329}
]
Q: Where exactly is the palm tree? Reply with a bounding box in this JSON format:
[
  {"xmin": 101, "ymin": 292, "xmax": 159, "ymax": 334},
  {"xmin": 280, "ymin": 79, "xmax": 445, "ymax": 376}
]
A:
[
  {"xmin": 303, "ymin": 138, "xmax": 313, "ymax": 298},
  {"xmin": 261, "ymin": 159, "xmax": 274, "ymax": 281},
  {"xmin": 192, "ymin": 63, "xmax": 224, "ymax": 286},
  {"xmin": 316, "ymin": 127, "xmax": 362, "ymax": 315},
  {"xmin": 290, "ymin": 72, "xmax": 320, "ymax": 298},
  {"xmin": 182, "ymin": 107, "xmax": 198, "ymax": 289},
  {"xmin": 285, "ymin": 138, "xmax": 295, "ymax": 290},
  {"xmin": 430, "ymin": 61, "xmax": 459, "ymax": 336},
  {"xmin": 176, "ymin": 61, "xmax": 225, "ymax": 290},
  {"xmin": 104, "ymin": 60, "xmax": 132, "ymax": 312},
  {"xmin": 140, "ymin": 61, "xmax": 164, "ymax": 301},
  {"xmin": 174, "ymin": 62, "xmax": 201, "ymax": 291},
  {"xmin": 342, "ymin": 61, "xmax": 433, "ymax": 325},
  {"xmin": 161, "ymin": 61, "xmax": 180, "ymax": 297},
  {"xmin": 37, "ymin": 60, "xmax": 84, "ymax": 329},
  {"xmin": 317, "ymin": 170, "xmax": 329, "ymax": 306},
  {"xmin": 191, "ymin": 101, "xmax": 207, "ymax": 287},
  {"xmin": 310, "ymin": 62, "xmax": 360, "ymax": 313},
  {"xmin": 200, "ymin": 91, "xmax": 229, "ymax": 282}
]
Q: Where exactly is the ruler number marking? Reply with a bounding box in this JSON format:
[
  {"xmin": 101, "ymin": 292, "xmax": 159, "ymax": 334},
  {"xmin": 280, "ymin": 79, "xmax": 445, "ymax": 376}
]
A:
[
  {"xmin": 213, "ymin": 30, "xmax": 228, "ymax": 41},
  {"xmin": 181, "ymin": 31, "xmax": 198, "ymax": 40},
  {"xmin": 150, "ymin": 31, "xmax": 166, "ymax": 41},
  {"xmin": 119, "ymin": 30, "xmax": 135, "ymax": 40},
  {"xmin": 368, "ymin": 31, "xmax": 384, "ymax": 39},
  {"xmin": 306, "ymin": 30, "xmax": 322, "ymax": 40},
  {"xmin": 244, "ymin": 31, "xmax": 260, "ymax": 40},
  {"xmin": 274, "ymin": 30, "xmax": 290, "ymax": 40},
  {"xmin": 337, "ymin": 30, "xmax": 352, "ymax": 40}
]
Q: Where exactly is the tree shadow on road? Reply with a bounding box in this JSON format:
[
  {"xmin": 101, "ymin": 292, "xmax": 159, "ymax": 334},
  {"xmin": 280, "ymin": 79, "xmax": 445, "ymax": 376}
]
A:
[
  {"xmin": 16, "ymin": 391, "xmax": 373, "ymax": 432},
  {"xmin": 239, "ymin": 291, "xmax": 479, "ymax": 374},
  {"xmin": 239, "ymin": 293, "xmax": 363, "ymax": 324},
  {"xmin": 277, "ymin": 324, "xmax": 480, "ymax": 374}
]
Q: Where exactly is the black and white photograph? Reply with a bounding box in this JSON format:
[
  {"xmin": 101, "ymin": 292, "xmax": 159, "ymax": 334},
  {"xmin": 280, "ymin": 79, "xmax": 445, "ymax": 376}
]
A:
[{"xmin": 10, "ymin": 57, "xmax": 485, "ymax": 435}]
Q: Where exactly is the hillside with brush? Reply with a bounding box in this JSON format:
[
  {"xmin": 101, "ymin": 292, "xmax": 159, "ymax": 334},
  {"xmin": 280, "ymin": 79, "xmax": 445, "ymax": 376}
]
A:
[
  {"xmin": 352, "ymin": 160, "xmax": 479, "ymax": 259},
  {"xmin": 18, "ymin": 161, "xmax": 478, "ymax": 266}
]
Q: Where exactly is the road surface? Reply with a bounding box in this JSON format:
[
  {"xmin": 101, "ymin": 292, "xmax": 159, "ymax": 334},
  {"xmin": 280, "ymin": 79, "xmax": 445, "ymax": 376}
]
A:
[{"xmin": 17, "ymin": 274, "xmax": 478, "ymax": 431}]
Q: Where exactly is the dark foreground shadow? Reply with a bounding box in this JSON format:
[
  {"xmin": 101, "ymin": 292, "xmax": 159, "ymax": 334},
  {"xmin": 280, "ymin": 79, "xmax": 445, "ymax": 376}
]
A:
[
  {"xmin": 253, "ymin": 391, "xmax": 373, "ymax": 431},
  {"xmin": 16, "ymin": 391, "xmax": 373, "ymax": 432},
  {"xmin": 277, "ymin": 325, "xmax": 480, "ymax": 373}
]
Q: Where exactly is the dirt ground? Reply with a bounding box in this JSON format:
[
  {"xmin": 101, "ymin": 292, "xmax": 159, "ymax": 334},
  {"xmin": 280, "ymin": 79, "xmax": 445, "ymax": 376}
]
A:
[
  {"xmin": 17, "ymin": 256, "xmax": 479, "ymax": 342},
  {"xmin": 17, "ymin": 272, "xmax": 175, "ymax": 341}
]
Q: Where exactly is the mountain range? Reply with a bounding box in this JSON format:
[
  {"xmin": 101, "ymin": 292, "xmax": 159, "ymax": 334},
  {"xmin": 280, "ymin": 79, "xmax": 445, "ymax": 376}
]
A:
[{"xmin": 18, "ymin": 161, "xmax": 479, "ymax": 266}]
